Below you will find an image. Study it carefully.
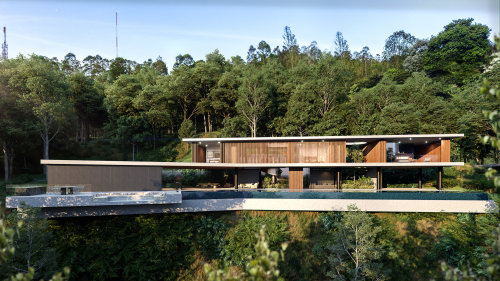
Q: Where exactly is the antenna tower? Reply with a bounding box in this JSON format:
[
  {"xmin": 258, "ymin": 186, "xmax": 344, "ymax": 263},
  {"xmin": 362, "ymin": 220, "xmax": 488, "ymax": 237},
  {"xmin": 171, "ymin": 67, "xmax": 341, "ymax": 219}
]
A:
[
  {"xmin": 115, "ymin": 12, "xmax": 118, "ymax": 58},
  {"xmin": 1, "ymin": 27, "xmax": 7, "ymax": 60}
]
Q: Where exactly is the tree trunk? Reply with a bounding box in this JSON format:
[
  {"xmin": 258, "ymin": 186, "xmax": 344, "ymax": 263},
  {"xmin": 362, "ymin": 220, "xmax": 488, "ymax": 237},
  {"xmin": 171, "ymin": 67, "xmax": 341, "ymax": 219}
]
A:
[
  {"xmin": 203, "ymin": 114, "xmax": 207, "ymax": 134},
  {"xmin": 85, "ymin": 120, "xmax": 89, "ymax": 144},
  {"xmin": 8, "ymin": 150, "xmax": 13, "ymax": 180},
  {"xmin": 208, "ymin": 112, "xmax": 212, "ymax": 133},
  {"xmin": 2, "ymin": 141, "xmax": 9, "ymax": 182},
  {"xmin": 42, "ymin": 130, "xmax": 49, "ymax": 175},
  {"xmin": 152, "ymin": 126, "xmax": 156, "ymax": 149}
]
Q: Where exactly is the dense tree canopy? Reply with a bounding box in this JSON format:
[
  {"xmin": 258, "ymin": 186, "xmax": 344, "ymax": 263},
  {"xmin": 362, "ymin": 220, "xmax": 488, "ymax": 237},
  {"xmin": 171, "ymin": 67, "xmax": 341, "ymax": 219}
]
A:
[
  {"xmin": 423, "ymin": 18, "xmax": 491, "ymax": 84},
  {"xmin": 0, "ymin": 18, "xmax": 497, "ymax": 176}
]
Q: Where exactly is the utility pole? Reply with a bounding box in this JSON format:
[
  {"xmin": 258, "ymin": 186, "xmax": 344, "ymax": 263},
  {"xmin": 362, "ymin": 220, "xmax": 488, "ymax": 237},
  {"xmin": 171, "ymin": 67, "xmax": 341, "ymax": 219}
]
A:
[{"xmin": 1, "ymin": 27, "xmax": 7, "ymax": 60}]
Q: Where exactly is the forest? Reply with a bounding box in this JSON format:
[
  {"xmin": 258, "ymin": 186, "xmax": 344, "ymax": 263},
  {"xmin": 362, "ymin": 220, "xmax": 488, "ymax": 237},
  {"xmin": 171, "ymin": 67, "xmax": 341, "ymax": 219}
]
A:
[
  {"xmin": 0, "ymin": 18, "xmax": 498, "ymax": 181},
  {"xmin": 1, "ymin": 18, "xmax": 500, "ymax": 281}
]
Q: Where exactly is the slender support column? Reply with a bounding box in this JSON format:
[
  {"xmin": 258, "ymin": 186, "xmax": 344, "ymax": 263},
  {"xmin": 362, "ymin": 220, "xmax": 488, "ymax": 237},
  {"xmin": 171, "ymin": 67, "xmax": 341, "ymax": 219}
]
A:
[
  {"xmin": 380, "ymin": 168, "xmax": 383, "ymax": 190},
  {"xmin": 336, "ymin": 169, "xmax": 342, "ymax": 191},
  {"xmin": 377, "ymin": 167, "xmax": 381, "ymax": 190},
  {"xmin": 234, "ymin": 168, "xmax": 238, "ymax": 189},
  {"xmin": 437, "ymin": 167, "xmax": 443, "ymax": 190},
  {"xmin": 418, "ymin": 168, "xmax": 422, "ymax": 189}
]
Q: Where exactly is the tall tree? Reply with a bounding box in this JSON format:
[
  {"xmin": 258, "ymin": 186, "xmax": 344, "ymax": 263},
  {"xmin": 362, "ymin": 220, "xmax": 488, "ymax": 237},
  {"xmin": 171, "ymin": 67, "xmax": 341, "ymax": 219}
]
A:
[
  {"xmin": 247, "ymin": 45, "xmax": 257, "ymax": 63},
  {"xmin": 167, "ymin": 66, "xmax": 202, "ymax": 121},
  {"xmin": 282, "ymin": 26, "xmax": 298, "ymax": 52},
  {"xmin": 402, "ymin": 39, "xmax": 429, "ymax": 72},
  {"xmin": 68, "ymin": 72, "xmax": 106, "ymax": 144},
  {"xmin": 423, "ymin": 18, "xmax": 491, "ymax": 84},
  {"xmin": 382, "ymin": 30, "xmax": 417, "ymax": 61},
  {"xmin": 61, "ymin": 53, "xmax": 81, "ymax": 75},
  {"xmin": 236, "ymin": 65, "xmax": 272, "ymax": 137},
  {"xmin": 173, "ymin": 54, "xmax": 195, "ymax": 69},
  {"xmin": 355, "ymin": 47, "xmax": 373, "ymax": 77},
  {"xmin": 257, "ymin": 41, "xmax": 272, "ymax": 61},
  {"xmin": 325, "ymin": 205, "xmax": 386, "ymax": 281},
  {"xmin": 334, "ymin": 31, "xmax": 350, "ymax": 59},
  {"xmin": 82, "ymin": 55, "xmax": 109, "ymax": 78},
  {"xmin": 8, "ymin": 55, "xmax": 73, "ymax": 174},
  {"xmin": 0, "ymin": 59, "xmax": 34, "ymax": 182}
]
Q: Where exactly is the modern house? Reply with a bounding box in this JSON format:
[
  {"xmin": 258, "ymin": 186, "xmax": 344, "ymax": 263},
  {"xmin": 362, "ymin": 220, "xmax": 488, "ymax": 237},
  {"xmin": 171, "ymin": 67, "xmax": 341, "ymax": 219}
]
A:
[
  {"xmin": 183, "ymin": 134, "xmax": 462, "ymax": 190},
  {"xmin": 39, "ymin": 134, "xmax": 463, "ymax": 192},
  {"xmin": 10, "ymin": 133, "xmax": 494, "ymax": 217}
]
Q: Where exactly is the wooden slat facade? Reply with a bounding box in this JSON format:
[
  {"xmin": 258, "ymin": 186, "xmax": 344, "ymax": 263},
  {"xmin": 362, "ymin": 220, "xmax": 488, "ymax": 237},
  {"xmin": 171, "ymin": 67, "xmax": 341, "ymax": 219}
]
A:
[
  {"xmin": 222, "ymin": 141, "xmax": 346, "ymax": 163},
  {"xmin": 363, "ymin": 141, "xmax": 387, "ymax": 162},
  {"xmin": 192, "ymin": 144, "xmax": 207, "ymax": 163},
  {"xmin": 289, "ymin": 168, "xmax": 303, "ymax": 191},
  {"xmin": 416, "ymin": 142, "xmax": 441, "ymax": 162},
  {"xmin": 440, "ymin": 139, "xmax": 451, "ymax": 162}
]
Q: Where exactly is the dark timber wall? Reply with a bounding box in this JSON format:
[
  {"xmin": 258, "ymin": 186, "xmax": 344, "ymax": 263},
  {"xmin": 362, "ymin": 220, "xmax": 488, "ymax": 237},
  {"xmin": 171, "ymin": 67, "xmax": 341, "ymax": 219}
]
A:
[
  {"xmin": 47, "ymin": 165, "xmax": 162, "ymax": 192},
  {"xmin": 192, "ymin": 144, "xmax": 207, "ymax": 163}
]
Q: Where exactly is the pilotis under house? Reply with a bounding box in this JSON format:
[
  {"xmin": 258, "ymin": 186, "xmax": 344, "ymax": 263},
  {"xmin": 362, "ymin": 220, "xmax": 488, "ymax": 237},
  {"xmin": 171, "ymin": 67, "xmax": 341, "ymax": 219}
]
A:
[{"xmin": 10, "ymin": 133, "xmax": 495, "ymax": 216}]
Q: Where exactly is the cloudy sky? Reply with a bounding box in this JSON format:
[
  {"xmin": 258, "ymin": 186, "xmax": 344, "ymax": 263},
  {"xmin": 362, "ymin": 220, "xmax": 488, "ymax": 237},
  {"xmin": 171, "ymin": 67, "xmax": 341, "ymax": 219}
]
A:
[{"xmin": 0, "ymin": 0, "xmax": 498, "ymax": 68}]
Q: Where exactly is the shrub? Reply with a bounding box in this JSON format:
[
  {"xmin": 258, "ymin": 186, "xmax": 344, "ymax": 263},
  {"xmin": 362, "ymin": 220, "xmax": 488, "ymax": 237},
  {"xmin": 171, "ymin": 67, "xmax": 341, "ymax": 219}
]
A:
[
  {"xmin": 181, "ymin": 170, "xmax": 207, "ymax": 187},
  {"xmin": 222, "ymin": 214, "xmax": 290, "ymax": 267},
  {"xmin": 343, "ymin": 176, "xmax": 373, "ymax": 189},
  {"xmin": 443, "ymin": 178, "xmax": 461, "ymax": 188},
  {"xmin": 10, "ymin": 174, "xmax": 35, "ymax": 184},
  {"xmin": 463, "ymin": 172, "xmax": 494, "ymax": 190}
]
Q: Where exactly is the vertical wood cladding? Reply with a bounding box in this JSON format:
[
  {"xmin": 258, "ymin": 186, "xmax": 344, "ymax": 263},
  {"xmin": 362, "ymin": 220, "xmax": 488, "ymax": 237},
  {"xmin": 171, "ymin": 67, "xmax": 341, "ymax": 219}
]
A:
[
  {"xmin": 416, "ymin": 142, "xmax": 441, "ymax": 162},
  {"xmin": 289, "ymin": 168, "xmax": 303, "ymax": 190},
  {"xmin": 440, "ymin": 139, "xmax": 451, "ymax": 162},
  {"xmin": 47, "ymin": 165, "xmax": 162, "ymax": 192},
  {"xmin": 222, "ymin": 141, "xmax": 346, "ymax": 163},
  {"xmin": 192, "ymin": 144, "xmax": 206, "ymax": 163},
  {"xmin": 363, "ymin": 141, "xmax": 387, "ymax": 162}
]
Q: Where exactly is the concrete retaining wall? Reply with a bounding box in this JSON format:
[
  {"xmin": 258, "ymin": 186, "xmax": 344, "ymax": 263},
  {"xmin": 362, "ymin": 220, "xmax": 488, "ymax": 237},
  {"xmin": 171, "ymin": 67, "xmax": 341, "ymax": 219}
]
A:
[{"xmin": 18, "ymin": 198, "xmax": 497, "ymax": 218}]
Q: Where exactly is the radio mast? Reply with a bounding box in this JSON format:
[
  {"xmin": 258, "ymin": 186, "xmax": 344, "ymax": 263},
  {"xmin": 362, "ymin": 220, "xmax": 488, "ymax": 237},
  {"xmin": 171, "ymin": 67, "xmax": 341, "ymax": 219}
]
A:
[
  {"xmin": 1, "ymin": 27, "xmax": 7, "ymax": 60},
  {"xmin": 115, "ymin": 12, "xmax": 118, "ymax": 58}
]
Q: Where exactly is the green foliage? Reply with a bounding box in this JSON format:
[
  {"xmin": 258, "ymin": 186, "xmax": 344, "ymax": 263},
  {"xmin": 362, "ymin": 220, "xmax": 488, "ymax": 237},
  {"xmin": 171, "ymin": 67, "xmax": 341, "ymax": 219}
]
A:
[
  {"xmin": 481, "ymin": 37, "xmax": 500, "ymax": 192},
  {"xmin": 205, "ymin": 225, "xmax": 287, "ymax": 281},
  {"xmin": 180, "ymin": 169, "xmax": 207, "ymax": 187},
  {"xmin": 342, "ymin": 176, "xmax": 373, "ymax": 189},
  {"xmin": 440, "ymin": 220, "xmax": 500, "ymax": 281},
  {"xmin": 347, "ymin": 146, "xmax": 365, "ymax": 163},
  {"xmin": 0, "ymin": 211, "xmax": 70, "ymax": 281},
  {"xmin": 222, "ymin": 214, "xmax": 290, "ymax": 267},
  {"xmin": 52, "ymin": 214, "xmax": 200, "ymax": 280},
  {"xmin": 320, "ymin": 206, "xmax": 386, "ymax": 281},
  {"xmin": 423, "ymin": 18, "xmax": 491, "ymax": 84},
  {"xmin": 178, "ymin": 119, "xmax": 195, "ymax": 139},
  {"xmin": 4, "ymin": 207, "xmax": 59, "ymax": 279}
]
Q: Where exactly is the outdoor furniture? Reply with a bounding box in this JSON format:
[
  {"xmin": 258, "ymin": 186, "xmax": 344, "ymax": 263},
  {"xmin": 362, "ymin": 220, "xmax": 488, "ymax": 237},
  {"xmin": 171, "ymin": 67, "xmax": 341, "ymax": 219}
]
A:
[{"xmin": 48, "ymin": 185, "xmax": 84, "ymax": 195}]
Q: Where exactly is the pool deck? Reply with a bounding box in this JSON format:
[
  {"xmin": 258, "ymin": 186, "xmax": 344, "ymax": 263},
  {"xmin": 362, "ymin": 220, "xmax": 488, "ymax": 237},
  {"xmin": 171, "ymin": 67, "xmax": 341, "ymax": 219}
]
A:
[{"xmin": 5, "ymin": 189, "xmax": 497, "ymax": 217}]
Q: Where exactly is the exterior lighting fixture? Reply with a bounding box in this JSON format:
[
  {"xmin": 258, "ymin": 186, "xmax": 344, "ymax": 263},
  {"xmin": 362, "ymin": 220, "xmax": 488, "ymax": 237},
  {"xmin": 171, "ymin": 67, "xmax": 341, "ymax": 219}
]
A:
[
  {"xmin": 205, "ymin": 145, "xmax": 208, "ymax": 147},
  {"xmin": 301, "ymin": 140, "xmax": 304, "ymax": 143},
  {"xmin": 217, "ymin": 141, "xmax": 221, "ymax": 144},
  {"xmin": 439, "ymin": 138, "xmax": 442, "ymax": 140},
  {"xmin": 425, "ymin": 141, "xmax": 428, "ymax": 144},
  {"xmin": 322, "ymin": 140, "xmax": 325, "ymax": 142},
  {"xmin": 398, "ymin": 141, "xmax": 401, "ymax": 144},
  {"xmin": 198, "ymin": 142, "xmax": 202, "ymax": 144},
  {"xmin": 409, "ymin": 138, "xmax": 412, "ymax": 140}
]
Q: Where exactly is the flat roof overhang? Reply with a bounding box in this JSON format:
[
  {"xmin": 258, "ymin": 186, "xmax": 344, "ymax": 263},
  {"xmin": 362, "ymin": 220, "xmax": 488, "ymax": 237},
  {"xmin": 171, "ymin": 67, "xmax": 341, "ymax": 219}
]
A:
[
  {"xmin": 41, "ymin": 160, "xmax": 464, "ymax": 169},
  {"xmin": 183, "ymin": 134, "xmax": 464, "ymax": 144}
]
